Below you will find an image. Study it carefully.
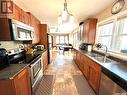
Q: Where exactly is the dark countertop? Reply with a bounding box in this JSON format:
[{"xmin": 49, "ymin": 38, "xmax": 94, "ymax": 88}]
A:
[
  {"xmin": 74, "ymin": 47, "xmax": 127, "ymax": 91},
  {"xmin": 0, "ymin": 64, "xmax": 29, "ymax": 80},
  {"xmin": 33, "ymin": 49, "xmax": 47, "ymax": 55}
]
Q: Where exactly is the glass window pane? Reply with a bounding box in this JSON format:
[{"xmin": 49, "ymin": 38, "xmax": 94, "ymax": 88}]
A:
[
  {"xmin": 99, "ymin": 23, "xmax": 113, "ymax": 36},
  {"xmin": 120, "ymin": 35, "xmax": 127, "ymax": 51},
  {"xmin": 56, "ymin": 36, "xmax": 59, "ymax": 44},
  {"xmin": 122, "ymin": 18, "xmax": 127, "ymax": 34},
  {"xmin": 65, "ymin": 36, "xmax": 68, "ymax": 44},
  {"xmin": 98, "ymin": 36, "xmax": 111, "ymax": 48},
  {"xmin": 59, "ymin": 36, "xmax": 64, "ymax": 44}
]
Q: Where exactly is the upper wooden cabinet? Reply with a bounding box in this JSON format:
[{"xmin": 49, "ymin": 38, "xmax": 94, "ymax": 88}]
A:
[
  {"xmin": 29, "ymin": 13, "xmax": 40, "ymax": 44},
  {"xmin": 39, "ymin": 24, "xmax": 48, "ymax": 49},
  {"xmin": 0, "ymin": 18, "xmax": 13, "ymax": 41},
  {"xmin": 1, "ymin": 3, "xmax": 32, "ymax": 26},
  {"xmin": 11, "ymin": 4, "xmax": 22, "ymax": 21},
  {"xmin": 82, "ymin": 18, "xmax": 97, "ymax": 44}
]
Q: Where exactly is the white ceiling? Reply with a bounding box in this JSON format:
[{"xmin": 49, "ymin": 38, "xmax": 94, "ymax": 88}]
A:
[{"xmin": 13, "ymin": 0, "xmax": 115, "ymax": 27}]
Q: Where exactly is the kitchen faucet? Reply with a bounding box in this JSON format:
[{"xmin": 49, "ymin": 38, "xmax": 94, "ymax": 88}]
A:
[{"xmin": 95, "ymin": 43, "xmax": 108, "ymax": 62}]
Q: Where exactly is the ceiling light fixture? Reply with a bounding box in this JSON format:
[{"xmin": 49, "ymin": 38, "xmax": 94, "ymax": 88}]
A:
[{"xmin": 58, "ymin": 0, "xmax": 74, "ymax": 25}]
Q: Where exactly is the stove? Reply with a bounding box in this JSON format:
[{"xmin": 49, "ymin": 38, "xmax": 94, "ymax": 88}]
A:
[{"xmin": 8, "ymin": 49, "xmax": 43, "ymax": 93}]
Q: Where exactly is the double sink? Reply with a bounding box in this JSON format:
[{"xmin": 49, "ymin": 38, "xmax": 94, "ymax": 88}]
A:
[{"xmin": 87, "ymin": 53, "xmax": 116, "ymax": 63}]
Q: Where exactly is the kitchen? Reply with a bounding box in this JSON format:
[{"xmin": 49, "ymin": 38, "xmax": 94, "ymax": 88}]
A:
[{"xmin": 0, "ymin": 0, "xmax": 127, "ymax": 95}]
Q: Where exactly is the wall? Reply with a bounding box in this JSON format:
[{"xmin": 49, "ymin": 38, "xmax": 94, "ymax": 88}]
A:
[
  {"xmin": 0, "ymin": 41, "xmax": 23, "ymax": 50},
  {"xmin": 95, "ymin": 0, "xmax": 127, "ymax": 22}
]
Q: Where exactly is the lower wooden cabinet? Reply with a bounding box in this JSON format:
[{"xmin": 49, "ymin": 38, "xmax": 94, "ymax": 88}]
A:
[
  {"xmin": 41, "ymin": 50, "xmax": 48, "ymax": 71},
  {"xmin": 0, "ymin": 67, "xmax": 31, "ymax": 95},
  {"xmin": 74, "ymin": 49, "xmax": 101, "ymax": 95},
  {"xmin": 89, "ymin": 64, "xmax": 101, "ymax": 94}
]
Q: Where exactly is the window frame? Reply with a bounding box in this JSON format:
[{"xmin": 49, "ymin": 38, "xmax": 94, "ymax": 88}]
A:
[{"xmin": 96, "ymin": 10, "xmax": 127, "ymax": 56}]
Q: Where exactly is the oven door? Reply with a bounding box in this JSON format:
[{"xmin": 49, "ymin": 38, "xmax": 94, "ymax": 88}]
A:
[{"xmin": 30, "ymin": 57, "xmax": 43, "ymax": 89}]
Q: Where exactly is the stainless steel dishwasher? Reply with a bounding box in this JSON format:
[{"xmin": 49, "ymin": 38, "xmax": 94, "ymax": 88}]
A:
[{"xmin": 99, "ymin": 73, "xmax": 127, "ymax": 95}]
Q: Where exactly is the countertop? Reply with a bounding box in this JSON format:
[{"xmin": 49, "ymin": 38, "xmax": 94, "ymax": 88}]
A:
[
  {"xmin": 33, "ymin": 49, "xmax": 47, "ymax": 55},
  {"xmin": 0, "ymin": 64, "xmax": 29, "ymax": 80},
  {"xmin": 74, "ymin": 47, "xmax": 127, "ymax": 91}
]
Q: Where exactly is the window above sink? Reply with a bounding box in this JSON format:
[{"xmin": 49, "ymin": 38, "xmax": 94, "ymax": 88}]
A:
[{"xmin": 96, "ymin": 11, "xmax": 127, "ymax": 57}]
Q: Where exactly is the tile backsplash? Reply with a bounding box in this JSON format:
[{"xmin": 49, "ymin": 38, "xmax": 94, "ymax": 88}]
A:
[{"xmin": 0, "ymin": 41, "xmax": 23, "ymax": 50}]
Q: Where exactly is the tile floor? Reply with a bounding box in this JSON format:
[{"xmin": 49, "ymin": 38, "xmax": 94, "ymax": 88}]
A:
[{"xmin": 35, "ymin": 50, "xmax": 95, "ymax": 95}]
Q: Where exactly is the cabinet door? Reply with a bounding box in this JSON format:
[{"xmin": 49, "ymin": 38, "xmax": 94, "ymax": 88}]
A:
[
  {"xmin": 81, "ymin": 55, "xmax": 90, "ymax": 79},
  {"xmin": 0, "ymin": 18, "xmax": 12, "ymax": 41},
  {"xmin": 42, "ymin": 50, "xmax": 48, "ymax": 71},
  {"xmin": 89, "ymin": 63, "xmax": 101, "ymax": 94},
  {"xmin": 39, "ymin": 24, "xmax": 48, "ymax": 48},
  {"xmin": 14, "ymin": 68, "xmax": 31, "ymax": 95},
  {"xmin": 83, "ymin": 21, "xmax": 89, "ymax": 43},
  {"xmin": 83, "ymin": 62, "xmax": 89, "ymax": 79},
  {"xmin": 30, "ymin": 14, "xmax": 40, "ymax": 44},
  {"xmin": 88, "ymin": 19, "xmax": 97, "ymax": 44},
  {"xmin": 13, "ymin": 4, "xmax": 21, "ymax": 21}
]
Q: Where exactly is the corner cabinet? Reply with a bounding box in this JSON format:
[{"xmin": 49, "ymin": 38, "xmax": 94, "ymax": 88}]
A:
[
  {"xmin": 74, "ymin": 49, "xmax": 101, "ymax": 95},
  {"xmin": 82, "ymin": 18, "xmax": 97, "ymax": 44},
  {"xmin": 0, "ymin": 67, "xmax": 31, "ymax": 95}
]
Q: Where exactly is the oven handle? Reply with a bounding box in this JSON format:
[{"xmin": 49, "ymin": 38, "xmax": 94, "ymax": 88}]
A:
[{"xmin": 30, "ymin": 57, "xmax": 41, "ymax": 67}]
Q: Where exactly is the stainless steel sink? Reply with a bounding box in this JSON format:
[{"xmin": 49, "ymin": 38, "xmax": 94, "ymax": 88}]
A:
[
  {"xmin": 94, "ymin": 57, "xmax": 114, "ymax": 63},
  {"xmin": 87, "ymin": 53, "xmax": 115, "ymax": 63},
  {"xmin": 87, "ymin": 53, "xmax": 102, "ymax": 57}
]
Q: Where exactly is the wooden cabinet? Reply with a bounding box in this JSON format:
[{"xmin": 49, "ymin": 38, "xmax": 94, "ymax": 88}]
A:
[
  {"xmin": 0, "ymin": 18, "xmax": 13, "ymax": 41},
  {"xmin": 30, "ymin": 14, "xmax": 40, "ymax": 44},
  {"xmin": 73, "ymin": 49, "xmax": 101, "ymax": 95},
  {"xmin": 39, "ymin": 24, "xmax": 48, "ymax": 49},
  {"xmin": 41, "ymin": 50, "xmax": 48, "ymax": 71},
  {"xmin": 83, "ymin": 18, "xmax": 97, "ymax": 44},
  {"xmin": 0, "ymin": 67, "xmax": 31, "ymax": 95},
  {"xmin": 12, "ymin": 4, "xmax": 22, "ymax": 21},
  {"xmin": 89, "ymin": 65, "xmax": 101, "ymax": 94},
  {"xmin": 88, "ymin": 58, "xmax": 101, "ymax": 95}
]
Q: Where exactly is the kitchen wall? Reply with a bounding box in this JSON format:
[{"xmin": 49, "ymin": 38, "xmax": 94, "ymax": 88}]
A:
[
  {"xmin": 95, "ymin": 0, "xmax": 127, "ymax": 22},
  {"xmin": 0, "ymin": 41, "xmax": 23, "ymax": 50}
]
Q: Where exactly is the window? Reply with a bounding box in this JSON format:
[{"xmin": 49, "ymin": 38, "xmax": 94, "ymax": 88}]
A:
[
  {"xmin": 96, "ymin": 15, "xmax": 127, "ymax": 55},
  {"xmin": 56, "ymin": 36, "xmax": 59, "ymax": 44},
  {"xmin": 56, "ymin": 35, "xmax": 69, "ymax": 44},
  {"xmin": 116, "ymin": 17, "xmax": 127, "ymax": 54},
  {"xmin": 59, "ymin": 36, "xmax": 64, "ymax": 44},
  {"xmin": 97, "ymin": 22, "xmax": 114, "ymax": 49}
]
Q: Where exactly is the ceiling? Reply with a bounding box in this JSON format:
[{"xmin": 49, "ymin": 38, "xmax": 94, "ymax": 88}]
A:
[{"xmin": 13, "ymin": 0, "xmax": 115, "ymax": 28}]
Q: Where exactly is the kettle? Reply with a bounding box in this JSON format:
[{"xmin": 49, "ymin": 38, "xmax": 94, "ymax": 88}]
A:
[{"xmin": 0, "ymin": 48, "xmax": 10, "ymax": 69}]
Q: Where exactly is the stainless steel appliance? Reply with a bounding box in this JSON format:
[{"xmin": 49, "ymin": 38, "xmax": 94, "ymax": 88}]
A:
[
  {"xmin": 0, "ymin": 48, "xmax": 10, "ymax": 69},
  {"xmin": 99, "ymin": 73, "xmax": 126, "ymax": 95},
  {"xmin": 36, "ymin": 45, "xmax": 44, "ymax": 51},
  {"xmin": 29, "ymin": 55, "xmax": 43, "ymax": 92},
  {"xmin": 79, "ymin": 43, "xmax": 92, "ymax": 51},
  {"xmin": 11, "ymin": 19, "xmax": 34, "ymax": 41}
]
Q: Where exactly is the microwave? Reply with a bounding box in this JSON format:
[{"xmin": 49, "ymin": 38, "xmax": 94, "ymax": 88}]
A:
[{"xmin": 11, "ymin": 19, "xmax": 34, "ymax": 41}]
